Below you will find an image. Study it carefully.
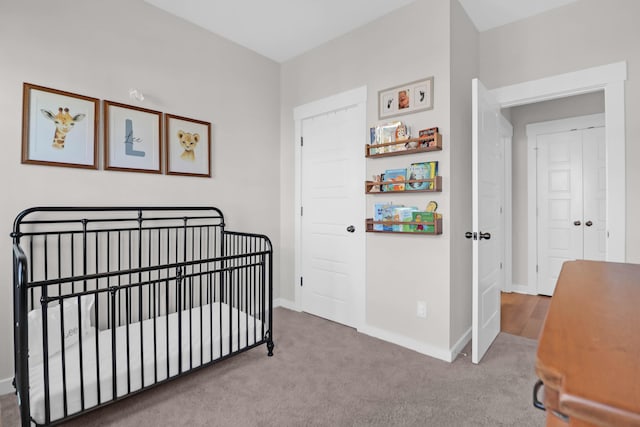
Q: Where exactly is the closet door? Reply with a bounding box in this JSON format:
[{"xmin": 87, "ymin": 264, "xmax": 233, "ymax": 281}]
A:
[
  {"xmin": 536, "ymin": 130, "xmax": 584, "ymax": 296},
  {"xmin": 536, "ymin": 126, "xmax": 607, "ymax": 296},
  {"xmin": 582, "ymin": 127, "xmax": 607, "ymax": 261}
]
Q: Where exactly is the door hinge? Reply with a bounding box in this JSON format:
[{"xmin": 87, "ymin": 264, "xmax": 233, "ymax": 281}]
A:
[
  {"xmin": 300, "ymin": 137, "xmax": 303, "ymax": 147},
  {"xmin": 500, "ymin": 262, "xmax": 503, "ymax": 270},
  {"xmin": 301, "ymin": 206, "xmax": 303, "ymax": 216},
  {"xmin": 300, "ymin": 277, "xmax": 303, "ymax": 287},
  {"xmin": 536, "ymin": 265, "xmax": 539, "ymax": 273}
]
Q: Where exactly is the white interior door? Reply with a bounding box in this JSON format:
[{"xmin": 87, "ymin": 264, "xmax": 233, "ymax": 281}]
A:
[
  {"xmin": 536, "ymin": 125, "xmax": 606, "ymax": 296},
  {"xmin": 536, "ymin": 131, "xmax": 584, "ymax": 295},
  {"xmin": 300, "ymin": 104, "xmax": 365, "ymax": 327},
  {"xmin": 472, "ymin": 78, "xmax": 506, "ymax": 364},
  {"xmin": 582, "ymin": 127, "xmax": 607, "ymax": 261}
]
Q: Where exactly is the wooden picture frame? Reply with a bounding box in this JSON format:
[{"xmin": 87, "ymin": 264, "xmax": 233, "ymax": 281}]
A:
[
  {"xmin": 104, "ymin": 100, "xmax": 162, "ymax": 173},
  {"xmin": 378, "ymin": 77, "xmax": 434, "ymax": 120},
  {"xmin": 22, "ymin": 83, "xmax": 99, "ymax": 169},
  {"xmin": 165, "ymin": 113, "xmax": 211, "ymax": 177}
]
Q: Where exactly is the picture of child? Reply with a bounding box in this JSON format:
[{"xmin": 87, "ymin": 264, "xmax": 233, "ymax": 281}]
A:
[{"xmin": 398, "ymin": 90, "xmax": 410, "ymax": 110}]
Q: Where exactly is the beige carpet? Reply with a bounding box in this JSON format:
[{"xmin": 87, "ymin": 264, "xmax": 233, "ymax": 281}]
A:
[{"xmin": 1, "ymin": 308, "xmax": 544, "ymax": 426}]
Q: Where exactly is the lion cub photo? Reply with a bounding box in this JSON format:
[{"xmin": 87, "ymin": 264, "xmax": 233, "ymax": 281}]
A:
[{"xmin": 177, "ymin": 130, "xmax": 200, "ymax": 161}]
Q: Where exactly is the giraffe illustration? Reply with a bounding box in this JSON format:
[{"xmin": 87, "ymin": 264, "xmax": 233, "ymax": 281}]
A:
[{"xmin": 40, "ymin": 107, "xmax": 86, "ymax": 149}]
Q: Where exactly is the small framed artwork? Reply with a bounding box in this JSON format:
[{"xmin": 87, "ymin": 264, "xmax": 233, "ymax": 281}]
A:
[
  {"xmin": 104, "ymin": 101, "xmax": 162, "ymax": 173},
  {"xmin": 378, "ymin": 77, "xmax": 434, "ymax": 120},
  {"xmin": 165, "ymin": 114, "xmax": 211, "ymax": 177},
  {"xmin": 22, "ymin": 83, "xmax": 99, "ymax": 169}
]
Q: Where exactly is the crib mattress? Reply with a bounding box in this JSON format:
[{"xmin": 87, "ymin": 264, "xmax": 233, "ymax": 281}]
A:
[{"xmin": 28, "ymin": 302, "xmax": 264, "ymax": 424}]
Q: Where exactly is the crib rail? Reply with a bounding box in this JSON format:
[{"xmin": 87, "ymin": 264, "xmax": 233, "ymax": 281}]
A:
[{"xmin": 11, "ymin": 207, "xmax": 273, "ymax": 426}]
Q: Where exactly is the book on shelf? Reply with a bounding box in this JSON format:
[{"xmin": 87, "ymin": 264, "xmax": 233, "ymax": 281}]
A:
[
  {"xmin": 395, "ymin": 207, "xmax": 418, "ymax": 232},
  {"xmin": 382, "ymin": 168, "xmax": 406, "ymax": 192},
  {"xmin": 410, "ymin": 211, "xmax": 436, "ymax": 233},
  {"xmin": 418, "ymin": 127, "xmax": 439, "ymax": 147},
  {"xmin": 373, "ymin": 203, "xmax": 393, "ymax": 231},
  {"xmin": 406, "ymin": 161, "xmax": 438, "ymax": 191}
]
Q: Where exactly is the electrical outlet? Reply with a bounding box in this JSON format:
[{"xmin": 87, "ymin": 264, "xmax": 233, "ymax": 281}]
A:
[{"xmin": 417, "ymin": 301, "xmax": 427, "ymax": 318}]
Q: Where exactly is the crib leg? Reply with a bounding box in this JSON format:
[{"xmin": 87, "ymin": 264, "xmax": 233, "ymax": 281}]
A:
[{"xmin": 266, "ymin": 332, "xmax": 275, "ymax": 357}]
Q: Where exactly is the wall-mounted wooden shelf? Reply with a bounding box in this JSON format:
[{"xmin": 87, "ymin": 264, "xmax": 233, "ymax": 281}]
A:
[
  {"xmin": 365, "ymin": 176, "xmax": 442, "ymax": 194},
  {"xmin": 365, "ymin": 133, "xmax": 442, "ymax": 158},
  {"xmin": 365, "ymin": 217, "xmax": 443, "ymax": 235}
]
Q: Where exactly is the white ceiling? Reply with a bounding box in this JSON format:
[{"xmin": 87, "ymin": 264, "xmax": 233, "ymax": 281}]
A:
[
  {"xmin": 144, "ymin": 0, "xmax": 579, "ymax": 63},
  {"xmin": 457, "ymin": 0, "xmax": 578, "ymax": 32}
]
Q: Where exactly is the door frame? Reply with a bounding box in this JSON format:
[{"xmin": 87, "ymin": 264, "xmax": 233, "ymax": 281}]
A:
[
  {"xmin": 292, "ymin": 86, "xmax": 367, "ymax": 330},
  {"xmin": 500, "ymin": 116, "xmax": 514, "ymax": 293},
  {"xmin": 491, "ymin": 61, "xmax": 627, "ymax": 273},
  {"xmin": 526, "ymin": 113, "xmax": 605, "ymax": 295}
]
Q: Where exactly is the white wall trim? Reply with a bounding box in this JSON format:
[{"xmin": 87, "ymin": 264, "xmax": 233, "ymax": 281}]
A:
[
  {"xmin": 292, "ymin": 86, "xmax": 367, "ymax": 329},
  {"xmin": 491, "ymin": 61, "xmax": 627, "ymax": 266},
  {"xmin": 358, "ymin": 325, "xmax": 456, "ymax": 363},
  {"xmin": 274, "ymin": 298, "xmax": 301, "ymax": 312},
  {"xmin": 526, "ymin": 113, "xmax": 605, "ymax": 137},
  {"xmin": 509, "ymin": 283, "xmax": 540, "ymax": 296},
  {"xmin": 0, "ymin": 376, "xmax": 13, "ymax": 395},
  {"xmin": 500, "ymin": 116, "xmax": 513, "ymax": 293},
  {"xmin": 450, "ymin": 327, "xmax": 472, "ymax": 361},
  {"xmin": 526, "ymin": 114, "xmax": 606, "ymax": 295},
  {"xmin": 492, "ymin": 61, "xmax": 627, "ymax": 108}
]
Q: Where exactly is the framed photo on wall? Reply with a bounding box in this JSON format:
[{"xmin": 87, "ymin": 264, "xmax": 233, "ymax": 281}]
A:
[
  {"xmin": 165, "ymin": 114, "xmax": 211, "ymax": 177},
  {"xmin": 378, "ymin": 77, "xmax": 434, "ymax": 120},
  {"xmin": 22, "ymin": 83, "xmax": 99, "ymax": 169},
  {"xmin": 104, "ymin": 101, "xmax": 162, "ymax": 173}
]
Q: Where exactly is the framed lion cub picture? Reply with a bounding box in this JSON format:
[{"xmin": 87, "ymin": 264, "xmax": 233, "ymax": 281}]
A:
[{"xmin": 165, "ymin": 113, "xmax": 211, "ymax": 177}]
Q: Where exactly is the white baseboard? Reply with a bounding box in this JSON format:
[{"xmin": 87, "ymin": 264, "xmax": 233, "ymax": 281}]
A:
[
  {"xmin": 509, "ymin": 283, "xmax": 538, "ymax": 295},
  {"xmin": 358, "ymin": 324, "xmax": 455, "ymax": 362},
  {"xmin": 273, "ymin": 298, "xmax": 300, "ymax": 312},
  {"xmin": 450, "ymin": 327, "xmax": 472, "ymax": 360},
  {"xmin": 0, "ymin": 376, "xmax": 14, "ymax": 396}
]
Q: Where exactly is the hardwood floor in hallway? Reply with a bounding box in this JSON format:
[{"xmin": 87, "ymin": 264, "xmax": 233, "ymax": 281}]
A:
[{"xmin": 501, "ymin": 292, "xmax": 551, "ymax": 340}]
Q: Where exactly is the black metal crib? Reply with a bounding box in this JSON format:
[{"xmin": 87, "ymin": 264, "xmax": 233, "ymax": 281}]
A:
[{"xmin": 11, "ymin": 207, "xmax": 274, "ymax": 426}]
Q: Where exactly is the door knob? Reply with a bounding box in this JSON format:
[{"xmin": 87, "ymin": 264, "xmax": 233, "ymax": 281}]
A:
[
  {"xmin": 479, "ymin": 232, "xmax": 491, "ymax": 240},
  {"xmin": 346, "ymin": 225, "xmax": 355, "ymax": 233},
  {"xmin": 573, "ymin": 221, "xmax": 581, "ymax": 226},
  {"xmin": 585, "ymin": 220, "xmax": 593, "ymax": 227},
  {"xmin": 465, "ymin": 232, "xmax": 474, "ymax": 239}
]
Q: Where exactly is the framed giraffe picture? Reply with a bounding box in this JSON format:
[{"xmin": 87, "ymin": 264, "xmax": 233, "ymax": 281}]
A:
[
  {"xmin": 22, "ymin": 83, "xmax": 99, "ymax": 169},
  {"xmin": 104, "ymin": 101, "xmax": 163, "ymax": 174},
  {"xmin": 165, "ymin": 114, "xmax": 212, "ymax": 178}
]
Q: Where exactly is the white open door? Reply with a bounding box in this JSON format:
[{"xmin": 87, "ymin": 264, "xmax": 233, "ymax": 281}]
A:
[{"xmin": 472, "ymin": 78, "xmax": 506, "ymax": 364}]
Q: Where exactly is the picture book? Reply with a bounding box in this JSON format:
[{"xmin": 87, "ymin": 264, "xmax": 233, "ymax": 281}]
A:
[
  {"xmin": 374, "ymin": 203, "xmax": 403, "ymax": 231},
  {"xmin": 418, "ymin": 127, "xmax": 439, "ymax": 147},
  {"xmin": 369, "ymin": 127, "xmax": 377, "ymax": 155},
  {"xmin": 395, "ymin": 207, "xmax": 418, "ymax": 232},
  {"xmin": 405, "ymin": 161, "xmax": 438, "ymax": 190},
  {"xmin": 411, "ymin": 211, "xmax": 435, "ymax": 233},
  {"xmin": 373, "ymin": 203, "xmax": 389, "ymax": 231},
  {"xmin": 381, "ymin": 204, "xmax": 404, "ymax": 231},
  {"xmin": 382, "ymin": 168, "xmax": 406, "ymax": 192}
]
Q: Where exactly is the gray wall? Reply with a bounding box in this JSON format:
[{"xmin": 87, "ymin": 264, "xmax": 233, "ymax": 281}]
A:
[
  {"xmin": 506, "ymin": 92, "xmax": 605, "ymax": 289},
  {"xmin": 280, "ymin": 0, "xmax": 461, "ymax": 354},
  {"xmin": 0, "ymin": 0, "xmax": 281, "ymax": 387},
  {"xmin": 479, "ymin": 0, "xmax": 640, "ymax": 264}
]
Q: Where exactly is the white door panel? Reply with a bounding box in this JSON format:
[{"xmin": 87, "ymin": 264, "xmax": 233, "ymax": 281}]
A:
[
  {"xmin": 472, "ymin": 79, "xmax": 505, "ymax": 364},
  {"xmin": 582, "ymin": 127, "xmax": 607, "ymax": 261},
  {"xmin": 536, "ymin": 125, "xmax": 606, "ymax": 295},
  {"xmin": 537, "ymin": 131, "xmax": 583, "ymax": 296},
  {"xmin": 301, "ymin": 104, "xmax": 364, "ymax": 327}
]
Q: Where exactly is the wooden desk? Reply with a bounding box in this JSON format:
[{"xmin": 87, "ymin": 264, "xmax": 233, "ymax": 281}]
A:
[{"xmin": 535, "ymin": 261, "xmax": 640, "ymax": 427}]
